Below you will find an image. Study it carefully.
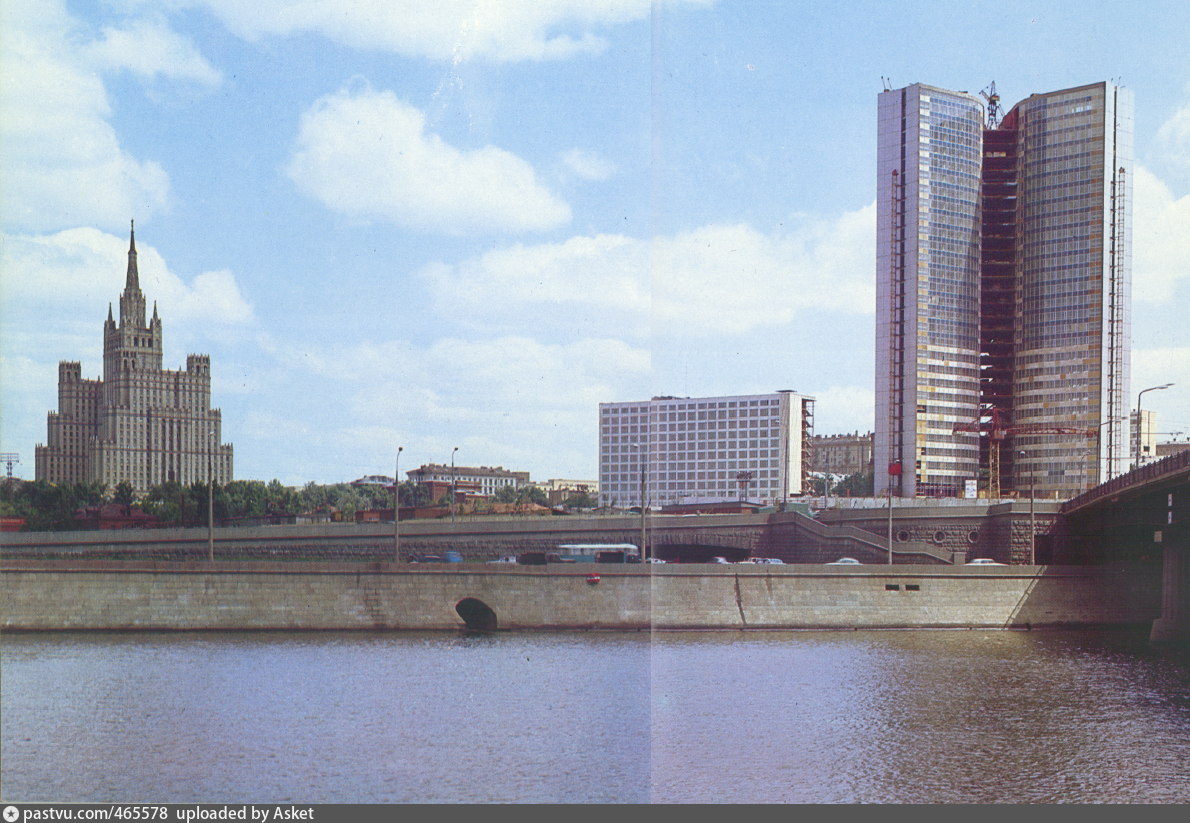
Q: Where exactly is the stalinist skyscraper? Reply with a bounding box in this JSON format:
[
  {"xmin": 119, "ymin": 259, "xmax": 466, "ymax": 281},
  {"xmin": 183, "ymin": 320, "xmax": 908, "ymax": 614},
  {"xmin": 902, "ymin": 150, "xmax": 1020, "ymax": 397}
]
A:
[{"xmin": 35, "ymin": 223, "xmax": 233, "ymax": 493}]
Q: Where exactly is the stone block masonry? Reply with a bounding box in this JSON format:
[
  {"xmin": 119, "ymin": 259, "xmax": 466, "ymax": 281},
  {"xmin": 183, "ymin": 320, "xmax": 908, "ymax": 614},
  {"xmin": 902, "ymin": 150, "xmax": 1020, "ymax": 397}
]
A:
[{"xmin": 1, "ymin": 560, "xmax": 1160, "ymax": 632}]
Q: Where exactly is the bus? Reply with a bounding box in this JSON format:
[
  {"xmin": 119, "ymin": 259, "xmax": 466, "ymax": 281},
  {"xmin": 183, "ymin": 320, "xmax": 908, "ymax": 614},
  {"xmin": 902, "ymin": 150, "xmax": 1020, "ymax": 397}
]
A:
[{"xmin": 556, "ymin": 543, "xmax": 641, "ymax": 564}]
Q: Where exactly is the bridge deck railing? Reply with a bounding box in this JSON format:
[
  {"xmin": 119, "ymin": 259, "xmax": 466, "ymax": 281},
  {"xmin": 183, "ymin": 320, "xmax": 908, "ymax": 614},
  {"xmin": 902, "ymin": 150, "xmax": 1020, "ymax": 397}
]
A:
[{"xmin": 1062, "ymin": 449, "xmax": 1190, "ymax": 514}]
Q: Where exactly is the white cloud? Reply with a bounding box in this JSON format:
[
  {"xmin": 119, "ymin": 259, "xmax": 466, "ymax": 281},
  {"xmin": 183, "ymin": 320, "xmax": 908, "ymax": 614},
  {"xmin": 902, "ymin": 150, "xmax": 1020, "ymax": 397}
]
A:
[
  {"xmin": 421, "ymin": 233, "xmax": 649, "ymax": 335},
  {"xmin": 85, "ymin": 18, "xmax": 223, "ymax": 87},
  {"xmin": 287, "ymin": 83, "xmax": 572, "ymax": 233},
  {"xmin": 653, "ymin": 211, "xmax": 875, "ymax": 334},
  {"xmin": 0, "ymin": 228, "xmax": 254, "ymax": 328},
  {"xmin": 196, "ymin": 0, "xmax": 708, "ymax": 63},
  {"xmin": 560, "ymin": 148, "xmax": 617, "ymax": 181},
  {"xmin": 421, "ymin": 204, "xmax": 875, "ymax": 338},
  {"xmin": 0, "ymin": 2, "xmax": 172, "ymax": 232},
  {"xmin": 1154, "ymin": 80, "xmax": 1190, "ymax": 184},
  {"xmin": 238, "ymin": 332, "xmax": 649, "ymax": 483},
  {"xmin": 1133, "ymin": 164, "xmax": 1190, "ymax": 303},
  {"xmin": 806, "ymin": 385, "xmax": 875, "ymax": 436}
]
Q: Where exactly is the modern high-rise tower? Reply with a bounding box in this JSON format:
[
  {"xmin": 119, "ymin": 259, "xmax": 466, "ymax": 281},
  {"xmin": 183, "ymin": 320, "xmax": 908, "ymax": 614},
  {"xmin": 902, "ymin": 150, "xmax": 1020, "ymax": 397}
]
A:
[
  {"xmin": 35, "ymin": 223, "xmax": 233, "ymax": 494},
  {"xmin": 876, "ymin": 81, "xmax": 1132, "ymax": 500}
]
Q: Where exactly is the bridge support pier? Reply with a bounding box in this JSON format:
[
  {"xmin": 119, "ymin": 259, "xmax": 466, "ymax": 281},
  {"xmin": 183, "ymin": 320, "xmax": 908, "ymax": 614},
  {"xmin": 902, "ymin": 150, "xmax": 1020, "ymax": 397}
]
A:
[{"xmin": 1151, "ymin": 544, "xmax": 1190, "ymax": 643}]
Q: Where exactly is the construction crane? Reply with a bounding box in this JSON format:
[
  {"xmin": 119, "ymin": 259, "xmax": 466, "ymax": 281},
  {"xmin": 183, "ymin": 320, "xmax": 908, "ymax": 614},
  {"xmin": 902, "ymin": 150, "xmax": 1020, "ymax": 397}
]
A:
[
  {"xmin": 952, "ymin": 410, "xmax": 1097, "ymax": 498},
  {"xmin": 0, "ymin": 453, "xmax": 19, "ymax": 479},
  {"xmin": 980, "ymin": 81, "xmax": 1002, "ymax": 128}
]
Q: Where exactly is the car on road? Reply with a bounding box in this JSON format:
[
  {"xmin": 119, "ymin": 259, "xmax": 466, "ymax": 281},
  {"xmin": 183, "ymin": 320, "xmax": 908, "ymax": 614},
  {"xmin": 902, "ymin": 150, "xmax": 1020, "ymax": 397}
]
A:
[
  {"xmin": 645, "ymin": 557, "xmax": 667, "ymax": 564},
  {"xmin": 826, "ymin": 557, "xmax": 861, "ymax": 565},
  {"xmin": 966, "ymin": 558, "xmax": 1005, "ymax": 565},
  {"xmin": 488, "ymin": 555, "xmax": 518, "ymax": 564},
  {"xmin": 710, "ymin": 556, "xmax": 730, "ymax": 564}
]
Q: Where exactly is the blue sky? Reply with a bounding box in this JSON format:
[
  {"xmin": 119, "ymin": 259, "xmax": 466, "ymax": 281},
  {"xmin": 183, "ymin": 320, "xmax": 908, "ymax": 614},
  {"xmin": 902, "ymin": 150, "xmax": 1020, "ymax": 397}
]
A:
[{"xmin": 3, "ymin": 0, "xmax": 1188, "ymax": 487}]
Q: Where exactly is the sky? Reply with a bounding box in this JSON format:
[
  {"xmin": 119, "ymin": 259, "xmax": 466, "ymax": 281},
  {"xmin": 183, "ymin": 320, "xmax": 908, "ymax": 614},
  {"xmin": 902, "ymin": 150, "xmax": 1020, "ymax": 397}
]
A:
[{"xmin": 2, "ymin": 0, "xmax": 1189, "ymax": 488}]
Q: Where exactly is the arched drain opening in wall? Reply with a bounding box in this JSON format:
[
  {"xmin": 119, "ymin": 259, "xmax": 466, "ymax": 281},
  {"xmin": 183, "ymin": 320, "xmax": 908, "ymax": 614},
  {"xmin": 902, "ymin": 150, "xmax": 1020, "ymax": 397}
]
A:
[{"xmin": 456, "ymin": 597, "xmax": 498, "ymax": 632}]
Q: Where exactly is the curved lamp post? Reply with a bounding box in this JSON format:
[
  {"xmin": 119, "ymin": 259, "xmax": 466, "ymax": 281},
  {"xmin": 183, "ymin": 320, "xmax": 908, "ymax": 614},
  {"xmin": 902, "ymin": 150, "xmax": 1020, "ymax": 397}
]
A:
[{"xmin": 1135, "ymin": 384, "xmax": 1173, "ymax": 469}]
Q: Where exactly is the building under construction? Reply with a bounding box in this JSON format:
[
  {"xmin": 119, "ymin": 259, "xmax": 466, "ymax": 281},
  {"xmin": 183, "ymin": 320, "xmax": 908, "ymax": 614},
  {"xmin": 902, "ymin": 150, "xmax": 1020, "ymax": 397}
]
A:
[{"xmin": 876, "ymin": 81, "xmax": 1132, "ymax": 500}]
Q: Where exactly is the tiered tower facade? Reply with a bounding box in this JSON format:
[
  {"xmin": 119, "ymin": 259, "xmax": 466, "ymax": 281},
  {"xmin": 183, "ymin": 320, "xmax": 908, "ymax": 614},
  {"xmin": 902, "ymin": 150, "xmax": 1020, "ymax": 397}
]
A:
[{"xmin": 35, "ymin": 223, "xmax": 233, "ymax": 493}]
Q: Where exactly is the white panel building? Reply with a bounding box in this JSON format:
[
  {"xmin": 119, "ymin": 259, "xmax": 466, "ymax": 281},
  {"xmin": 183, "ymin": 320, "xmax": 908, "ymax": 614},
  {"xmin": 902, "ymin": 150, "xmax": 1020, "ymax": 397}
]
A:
[{"xmin": 598, "ymin": 391, "xmax": 815, "ymax": 509}]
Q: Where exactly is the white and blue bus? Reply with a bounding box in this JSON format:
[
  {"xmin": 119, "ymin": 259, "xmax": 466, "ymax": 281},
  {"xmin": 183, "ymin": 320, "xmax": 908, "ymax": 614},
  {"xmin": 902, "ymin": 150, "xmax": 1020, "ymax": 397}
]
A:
[{"xmin": 556, "ymin": 543, "xmax": 641, "ymax": 564}]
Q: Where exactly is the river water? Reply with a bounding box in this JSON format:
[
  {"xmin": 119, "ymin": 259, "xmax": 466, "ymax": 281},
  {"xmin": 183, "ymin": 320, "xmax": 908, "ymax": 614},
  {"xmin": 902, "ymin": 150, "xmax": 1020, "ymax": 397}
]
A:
[{"xmin": 3, "ymin": 629, "xmax": 1189, "ymax": 803}]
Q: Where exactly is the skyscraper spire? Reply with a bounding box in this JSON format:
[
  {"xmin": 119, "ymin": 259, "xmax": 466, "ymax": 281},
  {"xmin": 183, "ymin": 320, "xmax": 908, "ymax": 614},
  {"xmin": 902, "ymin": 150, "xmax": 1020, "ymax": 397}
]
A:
[
  {"xmin": 125, "ymin": 219, "xmax": 140, "ymax": 293},
  {"xmin": 119, "ymin": 219, "xmax": 146, "ymax": 326}
]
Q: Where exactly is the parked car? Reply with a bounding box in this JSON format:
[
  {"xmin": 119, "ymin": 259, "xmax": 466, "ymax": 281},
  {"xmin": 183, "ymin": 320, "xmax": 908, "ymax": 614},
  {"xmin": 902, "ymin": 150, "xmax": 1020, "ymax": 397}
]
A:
[
  {"xmin": 826, "ymin": 557, "xmax": 861, "ymax": 565},
  {"xmin": 966, "ymin": 558, "xmax": 1005, "ymax": 565}
]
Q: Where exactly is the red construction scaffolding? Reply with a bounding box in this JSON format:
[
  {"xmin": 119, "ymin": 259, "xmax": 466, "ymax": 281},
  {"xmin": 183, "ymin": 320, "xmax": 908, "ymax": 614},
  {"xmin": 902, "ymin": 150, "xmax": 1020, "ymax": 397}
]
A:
[{"xmin": 977, "ymin": 109, "xmax": 1019, "ymax": 497}]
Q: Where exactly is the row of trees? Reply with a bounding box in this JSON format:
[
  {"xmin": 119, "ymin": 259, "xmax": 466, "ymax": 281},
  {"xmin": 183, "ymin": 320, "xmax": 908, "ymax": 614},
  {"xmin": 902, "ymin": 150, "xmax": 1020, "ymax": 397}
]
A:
[
  {"xmin": 1, "ymin": 477, "xmax": 441, "ymax": 531},
  {"xmin": 805, "ymin": 469, "xmax": 875, "ymax": 497},
  {"xmin": 5, "ymin": 474, "xmax": 736, "ymax": 532}
]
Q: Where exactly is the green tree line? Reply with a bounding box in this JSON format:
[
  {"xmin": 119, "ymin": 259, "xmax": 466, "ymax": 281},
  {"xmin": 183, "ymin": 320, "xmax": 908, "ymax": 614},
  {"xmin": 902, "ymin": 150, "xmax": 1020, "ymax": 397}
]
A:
[{"xmin": 1, "ymin": 477, "xmax": 436, "ymax": 531}]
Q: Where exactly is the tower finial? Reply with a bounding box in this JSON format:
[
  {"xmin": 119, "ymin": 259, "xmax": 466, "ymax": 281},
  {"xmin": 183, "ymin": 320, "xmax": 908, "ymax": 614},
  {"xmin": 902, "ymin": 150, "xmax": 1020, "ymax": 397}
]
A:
[{"xmin": 120, "ymin": 219, "xmax": 145, "ymax": 326}]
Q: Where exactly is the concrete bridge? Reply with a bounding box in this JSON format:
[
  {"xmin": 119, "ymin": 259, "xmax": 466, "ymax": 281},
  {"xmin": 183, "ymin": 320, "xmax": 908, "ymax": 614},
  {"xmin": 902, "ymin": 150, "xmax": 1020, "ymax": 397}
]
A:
[{"xmin": 1061, "ymin": 449, "xmax": 1190, "ymax": 642}]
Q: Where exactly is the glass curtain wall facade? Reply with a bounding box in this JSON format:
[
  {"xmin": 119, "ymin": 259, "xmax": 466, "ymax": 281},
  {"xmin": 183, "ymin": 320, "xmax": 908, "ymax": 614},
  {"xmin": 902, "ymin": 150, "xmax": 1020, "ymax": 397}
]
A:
[
  {"xmin": 1011, "ymin": 82, "xmax": 1132, "ymax": 498},
  {"xmin": 598, "ymin": 392, "xmax": 813, "ymax": 508},
  {"xmin": 875, "ymin": 84, "xmax": 984, "ymax": 498},
  {"xmin": 876, "ymin": 80, "xmax": 1132, "ymax": 500}
]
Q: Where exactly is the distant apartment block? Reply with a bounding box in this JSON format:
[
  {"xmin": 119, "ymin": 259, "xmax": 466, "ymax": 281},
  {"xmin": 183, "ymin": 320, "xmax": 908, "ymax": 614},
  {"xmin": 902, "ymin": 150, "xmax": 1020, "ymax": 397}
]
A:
[
  {"xmin": 598, "ymin": 391, "xmax": 815, "ymax": 508},
  {"xmin": 1157, "ymin": 441, "xmax": 1190, "ymax": 460},
  {"xmin": 407, "ymin": 463, "xmax": 529, "ymax": 502},
  {"xmin": 813, "ymin": 432, "xmax": 874, "ymax": 477},
  {"xmin": 877, "ymin": 81, "xmax": 1132, "ymax": 500},
  {"xmin": 542, "ymin": 478, "xmax": 599, "ymax": 506},
  {"xmin": 1131, "ymin": 410, "xmax": 1158, "ymax": 467}
]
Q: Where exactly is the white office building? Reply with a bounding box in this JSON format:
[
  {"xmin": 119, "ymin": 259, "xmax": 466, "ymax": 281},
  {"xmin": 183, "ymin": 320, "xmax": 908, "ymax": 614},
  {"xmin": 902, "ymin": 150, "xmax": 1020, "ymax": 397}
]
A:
[{"xmin": 598, "ymin": 391, "xmax": 815, "ymax": 508}]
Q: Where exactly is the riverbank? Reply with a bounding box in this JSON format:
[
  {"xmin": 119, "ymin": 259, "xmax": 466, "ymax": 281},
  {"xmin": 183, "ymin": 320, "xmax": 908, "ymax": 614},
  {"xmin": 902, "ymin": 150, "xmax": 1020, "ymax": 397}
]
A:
[{"xmin": 0, "ymin": 560, "xmax": 1159, "ymax": 631}]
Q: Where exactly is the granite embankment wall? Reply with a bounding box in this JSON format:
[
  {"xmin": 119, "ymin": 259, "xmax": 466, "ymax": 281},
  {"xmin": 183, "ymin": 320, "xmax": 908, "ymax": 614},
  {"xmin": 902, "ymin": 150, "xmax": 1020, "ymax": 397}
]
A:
[{"xmin": 0, "ymin": 561, "xmax": 1160, "ymax": 631}]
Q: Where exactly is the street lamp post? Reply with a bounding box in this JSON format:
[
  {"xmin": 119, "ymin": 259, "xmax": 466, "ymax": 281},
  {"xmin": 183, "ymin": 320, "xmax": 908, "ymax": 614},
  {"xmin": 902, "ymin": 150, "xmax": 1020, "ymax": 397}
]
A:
[
  {"xmin": 887, "ymin": 482, "xmax": 893, "ymax": 566},
  {"xmin": 394, "ymin": 446, "xmax": 403, "ymax": 562},
  {"xmin": 450, "ymin": 446, "xmax": 459, "ymax": 523},
  {"xmin": 887, "ymin": 460, "xmax": 899, "ymax": 565},
  {"xmin": 632, "ymin": 441, "xmax": 647, "ymax": 560},
  {"xmin": 1135, "ymin": 384, "xmax": 1174, "ymax": 469},
  {"xmin": 207, "ymin": 429, "xmax": 215, "ymax": 563},
  {"xmin": 1020, "ymin": 450, "xmax": 1035, "ymax": 565}
]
